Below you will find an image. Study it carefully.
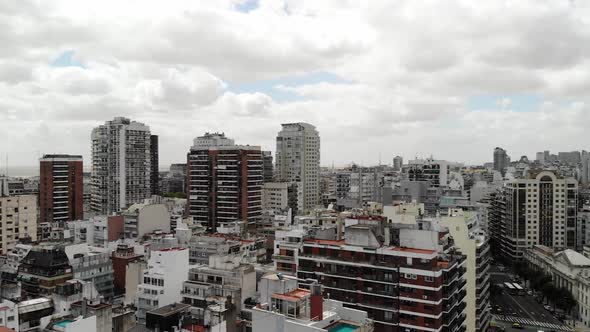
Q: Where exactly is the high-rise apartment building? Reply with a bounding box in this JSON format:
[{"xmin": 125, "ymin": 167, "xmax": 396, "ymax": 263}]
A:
[
  {"xmin": 0, "ymin": 195, "xmax": 37, "ymax": 254},
  {"xmin": 275, "ymin": 123, "xmax": 320, "ymax": 212},
  {"xmin": 393, "ymin": 155, "xmax": 403, "ymax": 171},
  {"xmin": 91, "ymin": 117, "xmax": 156, "ymax": 214},
  {"xmin": 150, "ymin": 135, "xmax": 159, "ymax": 196},
  {"xmin": 493, "ymin": 147, "xmax": 508, "ymax": 175},
  {"xmin": 39, "ymin": 154, "xmax": 83, "ymax": 225},
  {"xmin": 262, "ymin": 150, "xmax": 274, "ymax": 182},
  {"xmin": 489, "ymin": 170, "xmax": 578, "ymax": 262},
  {"xmin": 298, "ymin": 218, "xmax": 467, "ymax": 332},
  {"xmin": 187, "ymin": 133, "xmax": 263, "ymax": 231}
]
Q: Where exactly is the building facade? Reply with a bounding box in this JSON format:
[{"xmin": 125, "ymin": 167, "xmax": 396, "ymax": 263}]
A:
[
  {"xmin": 150, "ymin": 135, "xmax": 159, "ymax": 196},
  {"xmin": 493, "ymin": 147, "xmax": 508, "ymax": 175},
  {"xmin": 39, "ymin": 154, "xmax": 84, "ymax": 225},
  {"xmin": 187, "ymin": 133, "xmax": 263, "ymax": 231},
  {"xmin": 0, "ymin": 195, "xmax": 37, "ymax": 255},
  {"xmin": 405, "ymin": 159, "xmax": 450, "ymax": 187},
  {"xmin": 275, "ymin": 123, "xmax": 320, "ymax": 212},
  {"xmin": 297, "ymin": 221, "xmax": 467, "ymax": 332},
  {"xmin": 136, "ymin": 248, "xmax": 189, "ymax": 323},
  {"xmin": 491, "ymin": 170, "xmax": 578, "ymax": 262},
  {"xmin": 263, "ymin": 150, "xmax": 274, "ymax": 182},
  {"xmin": 91, "ymin": 117, "xmax": 155, "ymax": 214}
]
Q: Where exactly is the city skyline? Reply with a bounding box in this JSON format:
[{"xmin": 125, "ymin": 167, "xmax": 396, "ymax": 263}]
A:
[{"xmin": 3, "ymin": 1, "xmax": 590, "ymax": 168}]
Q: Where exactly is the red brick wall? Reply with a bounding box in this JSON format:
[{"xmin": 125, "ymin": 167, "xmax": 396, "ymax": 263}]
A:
[{"xmin": 108, "ymin": 215, "xmax": 124, "ymax": 241}]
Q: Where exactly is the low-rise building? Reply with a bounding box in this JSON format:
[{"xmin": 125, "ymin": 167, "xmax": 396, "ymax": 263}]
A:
[
  {"xmin": 136, "ymin": 248, "xmax": 190, "ymax": 323},
  {"xmin": 122, "ymin": 203, "xmax": 170, "ymax": 239},
  {"xmin": 252, "ymin": 278, "xmax": 371, "ymax": 332},
  {"xmin": 181, "ymin": 253, "xmax": 256, "ymax": 322},
  {"xmin": 0, "ymin": 300, "xmax": 19, "ymax": 331},
  {"xmin": 18, "ymin": 246, "xmax": 73, "ymax": 299},
  {"xmin": 67, "ymin": 247, "xmax": 114, "ymax": 300}
]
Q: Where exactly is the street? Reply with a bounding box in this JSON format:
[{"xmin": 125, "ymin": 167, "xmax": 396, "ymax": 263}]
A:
[{"xmin": 490, "ymin": 264, "xmax": 573, "ymax": 331}]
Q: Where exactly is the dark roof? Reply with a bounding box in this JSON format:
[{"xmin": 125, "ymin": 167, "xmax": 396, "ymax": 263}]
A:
[
  {"xmin": 127, "ymin": 325, "xmax": 152, "ymax": 332},
  {"xmin": 41, "ymin": 154, "xmax": 82, "ymax": 159},
  {"xmin": 147, "ymin": 303, "xmax": 191, "ymax": 317},
  {"xmin": 21, "ymin": 249, "xmax": 70, "ymax": 268}
]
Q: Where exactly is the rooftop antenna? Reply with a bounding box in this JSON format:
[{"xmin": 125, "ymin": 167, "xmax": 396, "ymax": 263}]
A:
[{"xmin": 378, "ymin": 152, "xmax": 381, "ymax": 166}]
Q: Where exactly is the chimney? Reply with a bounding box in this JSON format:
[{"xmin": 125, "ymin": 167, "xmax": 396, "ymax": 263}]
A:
[{"xmin": 310, "ymin": 283, "xmax": 323, "ymax": 321}]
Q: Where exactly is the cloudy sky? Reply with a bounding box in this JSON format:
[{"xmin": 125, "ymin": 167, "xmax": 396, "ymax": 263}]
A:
[{"xmin": 1, "ymin": 0, "xmax": 590, "ymax": 170}]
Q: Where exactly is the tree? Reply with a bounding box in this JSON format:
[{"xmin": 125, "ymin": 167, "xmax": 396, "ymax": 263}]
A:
[{"xmin": 555, "ymin": 287, "xmax": 576, "ymax": 315}]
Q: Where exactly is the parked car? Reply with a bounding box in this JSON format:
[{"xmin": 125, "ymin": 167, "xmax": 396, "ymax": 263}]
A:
[
  {"xmin": 512, "ymin": 322, "xmax": 523, "ymax": 329},
  {"xmin": 544, "ymin": 305, "xmax": 554, "ymax": 312}
]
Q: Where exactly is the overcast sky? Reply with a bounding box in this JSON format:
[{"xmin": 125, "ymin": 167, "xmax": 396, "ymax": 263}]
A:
[{"xmin": 1, "ymin": 0, "xmax": 590, "ymax": 169}]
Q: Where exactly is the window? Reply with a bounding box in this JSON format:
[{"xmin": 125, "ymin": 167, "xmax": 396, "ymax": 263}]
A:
[
  {"xmin": 425, "ymin": 276, "xmax": 434, "ymax": 282},
  {"xmin": 384, "ymin": 311, "xmax": 393, "ymax": 321}
]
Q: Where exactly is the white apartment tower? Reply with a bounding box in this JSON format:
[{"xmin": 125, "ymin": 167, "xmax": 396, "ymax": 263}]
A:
[
  {"xmin": 275, "ymin": 123, "xmax": 320, "ymax": 212},
  {"xmin": 91, "ymin": 117, "xmax": 155, "ymax": 214}
]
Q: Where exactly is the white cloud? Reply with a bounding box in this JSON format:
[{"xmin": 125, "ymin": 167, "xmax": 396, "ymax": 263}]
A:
[{"xmin": 2, "ymin": 0, "xmax": 590, "ymax": 169}]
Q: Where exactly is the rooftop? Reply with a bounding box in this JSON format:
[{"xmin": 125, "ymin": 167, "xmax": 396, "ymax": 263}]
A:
[
  {"xmin": 272, "ymin": 288, "xmax": 311, "ymax": 302},
  {"xmin": 147, "ymin": 302, "xmax": 191, "ymax": 317}
]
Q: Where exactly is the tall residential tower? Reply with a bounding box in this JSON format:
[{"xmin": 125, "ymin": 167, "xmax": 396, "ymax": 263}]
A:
[
  {"xmin": 91, "ymin": 117, "xmax": 156, "ymax": 214},
  {"xmin": 186, "ymin": 133, "xmax": 263, "ymax": 231},
  {"xmin": 39, "ymin": 154, "xmax": 84, "ymax": 224},
  {"xmin": 275, "ymin": 123, "xmax": 320, "ymax": 212}
]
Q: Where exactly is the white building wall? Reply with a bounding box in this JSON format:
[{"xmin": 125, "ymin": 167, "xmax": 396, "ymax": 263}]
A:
[{"xmin": 137, "ymin": 204, "xmax": 171, "ymax": 237}]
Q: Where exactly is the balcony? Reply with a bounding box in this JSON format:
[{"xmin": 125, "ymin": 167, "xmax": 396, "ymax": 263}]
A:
[{"xmin": 272, "ymin": 254, "xmax": 295, "ymax": 262}]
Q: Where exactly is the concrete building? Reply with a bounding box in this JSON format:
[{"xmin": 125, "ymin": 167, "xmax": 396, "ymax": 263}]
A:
[
  {"xmin": 273, "ymin": 229, "xmax": 304, "ymax": 275},
  {"xmin": 253, "ymin": 276, "xmax": 371, "ymax": 332},
  {"xmin": 17, "ymin": 297, "xmax": 54, "ymax": 332},
  {"xmin": 405, "ymin": 159, "xmax": 450, "ymax": 187},
  {"xmin": 188, "ymin": 235, "xmax": 241, "ymax": 265},
  {"xmin": 382, "ymin": 201, "xmax": 425, "ymax": 225},
  {"xmin": 39, "ymin": 154, "xmax": 84, "ymax": 225},
  {"xmin": 578, "ymin": 205, "xmax": 590, "ymax": 252},
  {"xmin": 0, "ymin": 300, "xmax": 18, "ymax": 331},
  {"xmin": 490, "ymin": 170, "xmax": 578, "ymax": 262},
  {"xmin": 70, "ymin": 300, "xmax": 112, "ymax": 332},
  {"xmin": 181, "ymin": 254, "xmax": 256, "ymax": 324},
  {"xmin": 150, "ymin": 135, "xmax": 159, "ymax": 196},
  {"xmin": 393, "ymin": 156, "xmax": 403, "ymax": 172},
  {"xmin": 91, "ymin": 117, "xmax": 156, "ymax": 214},
  {"xmin": 18, "ymin": 246, "xmax": 73, "ymax": 298},
  {"xmin": 493, "ymin": 147, "xmax": 509, "ymax": 175},
  {"xmin": 0, "ymin": 195, "xmax": 37, "ymax": 254},
  {"xmin": 263, "ymin": 150, "xmax": 274, "ymax": 182},
  {"xmin": 161, "ymin": 163, "xmax": 187, "ymax": 195},
  {"xmin": 275, "ymin": 123, "xmax": 320, "ymax": 212},
  {"xmin": 65, "ymin": 245, "xmax": 114, "ymax": 300},
  {"xmin": 136, "ymin": 248, "xmax": 190, "ymax": 323},
  {"xmin": 525, "ymin": 245, "xmax": 590, "ymax": 327},
  {"xmin": 122, "ymin": 202, "xmax": 170, "ymax": 239},
  {"xmin": 187, "ymin": 133, "xmax": 263, "ymax": 231},
  {"xmin": 111, "ymin": 244, "xmax": 145, "ymax": 300},
  {"xmin": 298, "ymin": 219, "xmax": 467, "ymax": 332},
  {"xmin": 263, "ymin": 182, "xmax": 289, "ymax": 212},
  {"xmin": 441, "ymin": 210, "xmax": 491, "ymax": 332}
]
